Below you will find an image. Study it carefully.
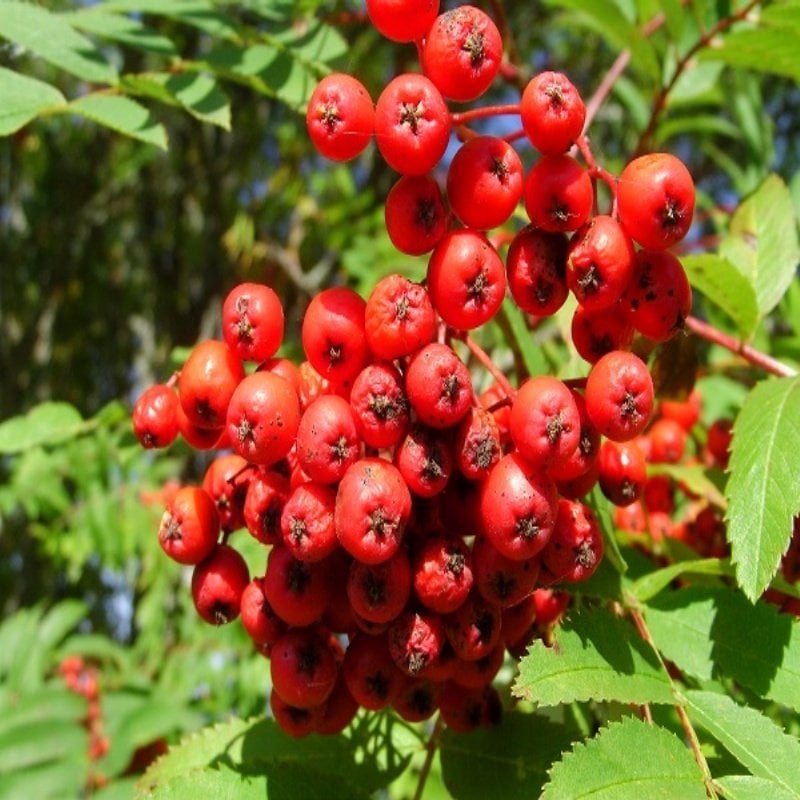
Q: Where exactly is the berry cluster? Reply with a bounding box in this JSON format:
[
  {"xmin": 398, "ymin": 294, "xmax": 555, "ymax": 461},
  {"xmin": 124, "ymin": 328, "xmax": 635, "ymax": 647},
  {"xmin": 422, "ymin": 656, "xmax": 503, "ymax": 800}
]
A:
[{"xmin": 132, "ymin": 1, "xmax": 701, "ymax": 737}]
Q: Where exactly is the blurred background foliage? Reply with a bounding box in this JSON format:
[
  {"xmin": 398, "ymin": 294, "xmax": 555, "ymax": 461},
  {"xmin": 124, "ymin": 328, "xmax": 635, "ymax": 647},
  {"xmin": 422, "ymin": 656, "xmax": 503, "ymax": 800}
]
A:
[{"xmin": 0, "ymin": 0, "xmax": 799, "ymax": 796}]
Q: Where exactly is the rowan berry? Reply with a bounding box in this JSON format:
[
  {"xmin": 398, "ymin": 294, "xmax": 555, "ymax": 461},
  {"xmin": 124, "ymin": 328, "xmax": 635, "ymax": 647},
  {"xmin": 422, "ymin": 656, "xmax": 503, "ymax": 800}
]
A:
[
  {"xmin": 158, "ymin": 486, "xmax": 219, "ymax": 565},
  {"xmin": 389, "ymin": 608, "xmax": 446, "ymax": 676},
  {"xmin": 349, "ymin": 362, "xmax": 410, "ymax": 449},
  {"xmin": 270, "ymin": 627, "xmax": 339, "ymax": 710},
  {"xmin": 454, "ymin": 406, "xmax": 501, "ymax": 481},
  {"xmin": 570, "ymin": 304, "xmax": 635, "ymax": 364},
  {"xmin": 541, "ymin": 498, "xmax": 603, "ymax": 583},
  {"xmin": 648, "ymin": 417, "xmax": 687, "ymax": 464},
  {"xmin": 263, "ymin": 544, "xmax": 331, "ymax": 627},
  {"xmin": 240, "ymin": 577, "xmax": 288, "ymax": 647},
  {"xmin": 342, "ymin": 632, "xmax": 407, "ymax": 710},
  {"xmin": 201, "ymin": 453, "xmax": 250, "ymax": 533},
  {"xmin": 243, "ymin": 468, "xmax": 289, "ymax": 545},
  {"xmin": 412, "ymin": 534, "xmax": 474, "ymax": 614},
  {"xmin": 524, "ymin": 154, "xmax": 593, "ymax": 233},
  {"xmin": 392, "ymin": 678, "xmax": 441, "ymax": 723},
  {"xmin": 472, "ymin": 534, "xmax": 539, "ymax": 608},
  {"xmin": 132, "ymin": 383, "xmax": 179, "ymax": 449},
  {"xmin": 505, "ymin": 226, "xmax": 569, "ymax": 317},
  {"xmin": 222, "ymin": 282, "xmax": 284, "ymax": 363},
  {"xmin": 191, "ymin": 543, "xmax": 250, "ymax": 625},
  {"xmin": 280, "ymin": 482, "xmax": 338, "ymax": 563},
  {"xmin": 707, "ymin": 417, "xmax": 733, "ymax": 468},
  {"xmin": 520, "ymin": 71, "xmax": 586, "ymax": 155},
  {"xmin": 439, "ymin": 682, "xmax": 501, "ymax": 733},
  {"xmin": 384, "ymin": 174, "xmax": 447, "ymax": 255},
  {"xmin": 366, "ymin": 0, "xmax": 440, "ymax": 42},
  {"xmin": 548, "ymin": 390, "xmax": 600, "ymax": 483},
  {"xmin": 347, "ymin": 548, "xmax": 412, "ymax": 624},
  {"xmin": 395, "ymin": 424, "xmax": 453, "ymax": 497},
  {"xmin": 597, "ymin": 439, "xmax": 647, "ymax": 506},
  {"xmin": 269, "ymin": 689, "xmax": 320, "ymax": 738}
]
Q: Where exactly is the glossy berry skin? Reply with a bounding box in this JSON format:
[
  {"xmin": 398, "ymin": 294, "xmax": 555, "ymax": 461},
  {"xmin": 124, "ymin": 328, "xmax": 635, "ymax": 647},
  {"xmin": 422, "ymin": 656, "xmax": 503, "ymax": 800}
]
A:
[
  {"xmin": 571, "ymin": 304, "xmax": 634, "ymax": 364},
  {"xmin": 446, "ymin": 136, "xmax": 524, "ymax": 230},
  {"xmin": 412, "ymin": 534, "xmax": 474, "ymax": 614},
  {"xmin": 439, "ymin": 682, "xmax": 501, "ymax": 733},
  {"xmin": 366, "ymin": 0, "xmax": 440, "ymax": 42},
  {"xmin": 175, "ymin": 403, "xmax": 225, "ymax": 450},
  {"xmin": 623, "ymin": 250, "xmax": 692, "ymax": 342},
  {"xmin": 374, "ymin": 73, "xmax": 451, "ymax": 176},
  {"xmin": 393, "ymin": 679, "xmax": 441, "ymax": 723},
  {"xmin": 263, "ymin": 544, "xmax": 331, "ymax": 627},
  {"xmin": 226, "ymin": 371, "xmax": 300, "ymax": 466},
  {"xmin": 524, "ymin": 155, "xmax": 593, "ymax": 233},
  {"xmin": 707, "ymin": 417, "xmax": 733, "ymax": 468},
  {"xmin": 472, "ymin": 535, "xmax": 539, "ymax": 608},
  {"xmin": 567, "ymin": 215, "xmax": 635, "ymax": 310},
  {"xmin": 270, "ymin": 628, "xmax": 339, "ymax": 710},
  {"xmin": 295, "ymin": 394, "xmax": 360, "ymax": 485},
  {"xmin": 443, "ymin": 592, "xmax": 501, "ymax": 661},
  {"xmin": 201, "ymin": 453, "xmax": 250, "ymax": 533},
  {"xmin": 243, "ymin": 468, "xmax": 289, "ymax": 545},
  {"xmin": 365, "ymin": 274, "xmax": 436, "ymax": 361},
  {"xmin": 395, "ymin": 424, "xmax": 453, "ymax": 498},
  {"xmin": 306, "ymin": 73, "xmax": 374, "ymax": 162},
  {"xmin": 385, "ymin": 175, "xmax": 448, "ymax": 255},
  {"xmin": 480, "ymin": 453, "xmax": 559, "ymax": 561},
  {"xmin": 280, "ymin": 482, "xmax": 338, "ymax": 563},
  {"xmin": 618, "ymin": 153, "xmax": 695, "ymax": 250},
  {"xmin": 659, "ymin": 388, "xmax": 702, "ymax": 432},
  {"xmin": 342, "ymin": 632, "xmax": 407, "ymax": 711},
  {"xmin": 520, "ymin": 71, "xmax": 586, "ymax": 155},
  {"xmin": 405, "ymin": 343, "xmax": 474, "ymax": 429},
  {"xmin": 178, "ymin": 339, "xmax": 245, "ymax": 430},
  {"xmin": 541, "ymin": 499, "xmax": 603, "ymax": 583},
  {"xmin": 510, "ymin": 376, "xmax": 581, "ymax": 468},
  {"xmin": 506, "ymin": 226, "xmax": 569, "ymax": 317},
  {"xmin": 301, "ymin": 287, "xmax": 368, "ymax": 385},
  {"xmin": 548, "ymin": 390, "xmax": 600, "ymax": 483},
  {"xmin": 585, "ymin": 350, "xmax": 654, "ymax": 442},
  {"xmin": 191, "ymin": 544, "xmax": 250, "ymax": 625},
  {"xmin": 421, "ymin": 6, "xmax": 503, "ymax": 102},
  {"xmin": 347, "ymin": 549, "xmax": 412, "ymax": 624},
  {"xmin": 132, "ymin": 383, "xmax": 179, "ymax": 449},
  {"xmin": 335, "ymin": 458, "xmax": 412, "ymax": 565},
  {"xmin": 240, "ymin": 577, "xmax": 287, "ymax": 646},
  {"xmin": 426, "ymin": 229, "xmax": 506, "ymax": 330},
  {"xmin": 158, "ymin": 486, "xmax": 219, "ymax": 565},
  {"xmin": 269, "ymin": 690, "xmax": 320, "ymax": 739},
  {"xmin": 222, "ymin": 282, "xmax": 284, "ymax": 363},
  {"xmin": 349, "ymin": 362, "xmax": 410, "ymax": 449},
  {"xmin": 648, "ymin": 417, "xmax": 687, "ymax": 464},
  {"xmin": 597, "ymin": 439, "xmax": 647, "ymax": 507}
]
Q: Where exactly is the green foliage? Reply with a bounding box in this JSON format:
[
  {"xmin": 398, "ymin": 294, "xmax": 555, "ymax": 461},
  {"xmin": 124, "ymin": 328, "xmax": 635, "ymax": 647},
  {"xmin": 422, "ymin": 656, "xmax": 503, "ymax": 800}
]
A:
[
  {"xmin": 541, "ymin": 717, "xmax": 707, "ymax": 799},
  {"xmin": 726, "ymin": 376, "xmax": 800, "ymax": 600}
]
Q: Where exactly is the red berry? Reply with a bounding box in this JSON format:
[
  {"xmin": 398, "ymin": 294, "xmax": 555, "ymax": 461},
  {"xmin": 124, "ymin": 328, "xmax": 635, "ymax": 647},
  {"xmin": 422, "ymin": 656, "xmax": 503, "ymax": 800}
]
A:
[
  {"xmin": 269, "ymin": 689, "xmax": 320, "ymax": 738},
  {"xmin": 421, "ymin": 6, "xmax": 503, "ymax": 102},
  {"xmin": 585, "ymin": 350, "xmax": 654, "ymax": 442},
  {"xmin": 366, "ymin": 0, "xmax": 440, "ymax": 42},
  {"xmin": 280, "ymin": 482, "xmax": 338, "ymax": 563},
  {"xmin": 480, "ymin": 453, "xmax": 559, "ymax": 561},
  {"xmin": 472, "ymin": 535, "xmax": 539, "ymax": 608},
  {"xmin": 158, "ymin": 486, "xmax": 219, "ymax": 565},
  {"xmin": 365, "ymin": 274, "xmax": 436, "ymax": 360},
  {"xmin": 347, "ymin": 548, "xmax": 412, "ymax": 624},
  {"xmin": 597, "ymin": 439, "xmax": 647, "ymax": 506},
  {"xmin": 648, "ymin": 417, "xmax": 687, "ymax": 464},
  {"xmin": 618, "ymin": 152, "xmax": 695, "ymax": 251},
  {"xmin": 243, "ymin": 468, "xmax": 289, "ymax": 545},
  {"xmin": 388, "ymin": 609, "xmax": 446, "ymax": 677},
  {"xmin": 342, "ymin": 632, "xmax": 407, "ymax": 710},
  {"xmin": 541, "ymin": 499, "xmax": 603, "ymax": 583},
  {"xmin": 301, "ymin": 286, "xmax": 368, "ymax": 385},
  {"xmin": 707, "ymin": 417, "xmax": 733, "ymax": 468},
  {"xmin": 566, "ymin": 215, "xmax": 635, "ymax": 310},
  {"xmin": 506, "ymin": 226, "xmax": 569, "ymax": 317},
  {"xmin": 385, "ymin": 175, "xmax": 448, "ymax": 256},
  {"xmin": 439, "ymin": 682, "xmax": 502, "ymax": 733},
  {"xmin": 446, "ymin": 136, "xmax": 524, "ymax": 230},
  {"xmin": 659, "ymin": 388, "xmax": 702, "ymax": 431},
  {"xmin": 524, "ymin": 154, "xmax": 593, "ymax": 233},
  {"xmin": 306, "ymin": 73, "xmax": 374, "ymax": 162},
  {"xmin": 395, "ymin": 424, "xmax": 453, "ymax": 498},
  {"xmin": 426, "ymin": 229, "xmax": 506, "ymax": 330},
  {"xmin": 335, "ymin": 458, "xmax": 412, "ymax": 565},
  {"xmin": 191, "ymin": 543, "xmax": 250, "ymax": 625},
  {"xmin": 405, "ymin": 343, "xmax": 474, "ymax": 429},
  {"xmin": 295, "ymin": 394, "xmax": 361, "ymax": 485},
  {"xmin": 548, "ymin": 390, "xmax": 600, "ymax": 483},
  {"xmin": 222, "ymin": 283, "xmax": 284, "ymax": 363},
  {"xmin": 225, "ymin": 371, "xmax": 300, "ymax": 466},
  {"xmin": 263, "ymin": 544, "xmax": 331, "ymax": 627},
  {"xmin": 571, "ymin": 304, "xmax": 634, "ymax": 364},
  {"xmin": 201, "ymin": 454, "xmax": 250, "ymax": 533},
  {"xmin": 454, "ymin": 406, "xmax": 502, "ymax": 481},
  {"xmin": 412, "ymin": 534, "xmax": 474, "ymax": 614},
  {"xmin": 349, "ymin": 362, "xmax": 410, "ymax": 449},
  {"xmin": 132, "ymin": 383, "xmax": 179, "ymax": 449},
  {"xmin": 393, "ymin": 678, "xmax": 441, "ymax": 722},
  {"xmin": 240, "ymin": 577, "xmax": 288, "ymax": 646},
  {"xmin": 520, "ymin": 71, "xmax": 586, "ymax": 155},
  {"xmin": 178, "ymin": 339, "xmax": 244, "ymax": 430},
  {"xmin": 374, "ymin": 73, "xmax": 451, "ymax": 175},
  {"xmin": 270, "ymin": 627, "xmax": 339, "ymax": 709}
]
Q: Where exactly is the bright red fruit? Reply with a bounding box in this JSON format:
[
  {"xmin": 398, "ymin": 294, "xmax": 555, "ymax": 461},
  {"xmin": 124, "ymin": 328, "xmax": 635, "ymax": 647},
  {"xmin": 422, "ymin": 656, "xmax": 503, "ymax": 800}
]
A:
[
  {"xmin": 520, "ymin": 71, "xmax": 586, "ymax": 155},
  {"xmin": 132, "ymin": 383, "xmax": 179, "ymax": 449},
  {"xmin": 366, "ymin": 0, "xmax": 440, "ymax": 42},
  {"xmin": 222, "ymin": 282, "xmax": 284, "ymax": 363},
  {"xmin": 384, "ymin": 175, "xmax": 448, "ymax": 255},
  {"xmin": 524, "ymin": 155, "xmax": 593, "ymax": 233}
]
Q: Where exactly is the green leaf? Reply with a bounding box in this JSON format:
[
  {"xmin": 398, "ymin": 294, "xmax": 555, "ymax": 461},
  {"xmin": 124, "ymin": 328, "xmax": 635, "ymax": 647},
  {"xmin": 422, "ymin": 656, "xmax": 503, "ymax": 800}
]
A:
[
  {"xmin": 0, "ymin": 758, "xmax": 87, "ymax": 800},
  {"xmin": 645, "ymin": 587, "xmax": 800, "ymax": 712},
  {"xmin": 137, "ymin": 714, "xmax": 418, "ymax": 800},
  {"xmin": 715, "ymin": 775, "xmax": 798, "ymax": 800},
  {"xmin": 0, "ymin": 402, "xmax": 84, "ymax": 453},
  {"xmin": 700, "ymin": 27, "xmax": 800, "ymax": 82},
  {"xmin": 69, "ymin": 94, "xmax": 168, "ymax": 149},
  {"xmin": 0, "ymin": 719, "xmax": 87, "ymax": 773},
  {"xmin": 683, "ymin": 690, "xmax": 800, "ymax": 797},
  {"xmin": 498, "ymin": 299, "xmax": 550, "ymax": 380},
  {"xmin": 0, "ymin": 67, "xmax": 66, "ymax": 135},
  {"xmin": 541, "ymin": 717, "xmax": 707, "ymax": 799},
  {"xmin": 0, "ymin": 687, "xmax": 86, "ymax": 739},
  {"xmin": 63, "ymin": 9, "xmax": 179, "ymax": 56},
  {"xmin": 631, "ymin": 558, "xmax": 732, "ymax": 603},
  {"xmin": 513, "ymin": 606, "xmax": 673, "ymax": 707},
  {"xmin": 439, "ymin": 712, "xmax": 577, "ymax": 800},
  {"xmin": 121, "ymin": 72, "xmax": 231, "ymax": 129},
  {"xmin": 726, "ymin": 376, "xmax": 800, "ymax": 600},
  {"xmin": 0, "ymin": 1, "xmax": 117, "ymax": 84},
  {"xmin": 102, "ymin": 0, "xmax": 241, "ymax": 40},
  {"xmin": 721, "ymin": 175, "xmax": 800, "ymax": 321},
  {"xmin": 681, "ymin": 254, "xmax": 760, "ymax": 340}
]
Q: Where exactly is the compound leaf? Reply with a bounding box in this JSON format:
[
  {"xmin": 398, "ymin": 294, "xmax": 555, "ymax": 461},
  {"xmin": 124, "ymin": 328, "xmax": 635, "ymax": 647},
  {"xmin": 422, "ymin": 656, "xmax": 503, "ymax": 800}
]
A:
[
  {"xmin": 69, "ymin": 94, "xmax": 168, "ymax": 150},
  {"xmin": 683, "ymin": 690, "xmax": 800, "ymax": 797},
  {"xmin": 726, "ymin": 376, "xmax": 800, "ymax": 600},
  {"xmin": 0, "ymin": 67, "xmax": 66, "ymax": 136},
  {"xmin": 513, "ymin": 606, "xmax": 673, "ymax": 707},
  {"xmin": 541, "ymin": 717, "xmax": 707, "ymax": 799},
  {"xmin": 0, "ymin": 1, "xmax": 117, "ymax": 84}
]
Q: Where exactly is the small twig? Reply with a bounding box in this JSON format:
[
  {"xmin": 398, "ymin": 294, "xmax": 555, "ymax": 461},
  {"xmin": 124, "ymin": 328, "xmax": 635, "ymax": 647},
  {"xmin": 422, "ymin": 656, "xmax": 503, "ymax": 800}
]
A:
[
  {"xmin": 685, "ymin": 315, "xmax": 798, "ymax": 378},
  {"xmin": 458, "ymin": 331, "xmax": 518, "ymax": 401},
  {"xmin": 412, "ymin": 714, "xmax": 444, "ymax": 800},
  {"xmin": 629, "ymin": 607, "xmax": 719, "ymax": 799}
]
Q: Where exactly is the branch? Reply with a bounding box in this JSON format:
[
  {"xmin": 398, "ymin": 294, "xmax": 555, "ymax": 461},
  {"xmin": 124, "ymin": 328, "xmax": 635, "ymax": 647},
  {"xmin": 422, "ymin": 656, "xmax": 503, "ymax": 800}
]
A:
[
  {"xmin": 685, "ymin": 315, "xmax": 798, "ymax": 378},
  {"xmin": 412, "ymin": 714, "xmax": 444, "ymax": 800}
]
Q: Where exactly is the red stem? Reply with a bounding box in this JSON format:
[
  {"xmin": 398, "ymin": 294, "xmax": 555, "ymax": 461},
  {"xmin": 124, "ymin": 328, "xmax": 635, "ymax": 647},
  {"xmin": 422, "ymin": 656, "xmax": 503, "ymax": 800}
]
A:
[
  {"xmin": 576, "ymin": 135, "xmax": 619, "ymax": 211},
  {"xmin": 450, "ymin": 103, "xmax": 520, "ymax": 126},
  {"xmin": 685, "ymin": 315, "xmax": 798, "ymax": 378},
  {"xmin": 459, "ymin": 332, "xmax": 517, "ymax": 400}
]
